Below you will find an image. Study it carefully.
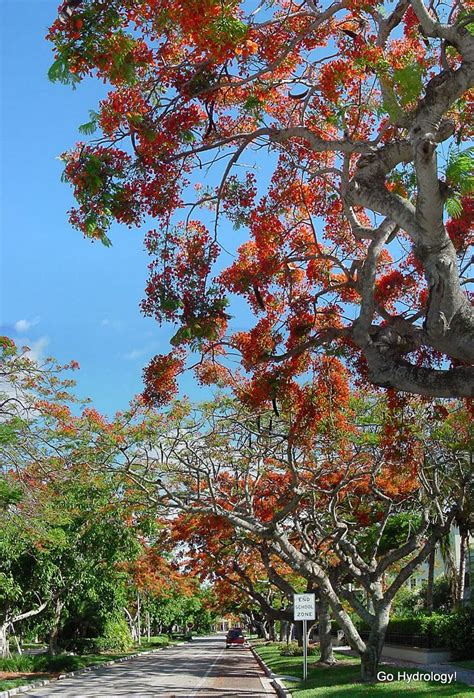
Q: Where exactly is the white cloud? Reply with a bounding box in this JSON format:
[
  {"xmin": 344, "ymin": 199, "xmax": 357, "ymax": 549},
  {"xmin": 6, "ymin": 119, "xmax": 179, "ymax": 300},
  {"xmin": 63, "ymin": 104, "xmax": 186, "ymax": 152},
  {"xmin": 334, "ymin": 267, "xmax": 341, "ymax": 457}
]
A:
[
  {"xmin": 25, "ymin": 336, "xmax": 49, "ymax": 363},
  {"xmin": 124, "ymin": 348, "xmax": 146, "ymax": 361},
  {"xmin": 101, "ymin": 318, "xmax": 123, "ymax": 330},
  {"xmin": 14, "ymin": 317, "xmax": 39, "ymax": 333},
  {"xmin": 0, "ymin": 335, "xmax": 49, "ymax": 419}
]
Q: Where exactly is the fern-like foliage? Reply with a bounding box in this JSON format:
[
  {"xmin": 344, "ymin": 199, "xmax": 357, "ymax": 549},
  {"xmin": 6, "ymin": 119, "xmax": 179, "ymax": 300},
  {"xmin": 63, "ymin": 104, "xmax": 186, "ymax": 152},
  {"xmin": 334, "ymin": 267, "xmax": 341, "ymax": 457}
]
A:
[{"xmin": 444, "ymin": 146, "xmax": 473, "ymax": 218}]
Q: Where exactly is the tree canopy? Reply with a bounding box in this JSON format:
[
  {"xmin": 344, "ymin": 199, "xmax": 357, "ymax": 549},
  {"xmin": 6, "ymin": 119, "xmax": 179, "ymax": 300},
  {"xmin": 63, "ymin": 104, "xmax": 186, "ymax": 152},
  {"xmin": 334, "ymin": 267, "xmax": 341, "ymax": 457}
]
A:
[
  {"xmin": 48, "ymin": 0, "xmax": 473, "ymax": 403},
  {"xmin": 0, "ymin": 339, "xmax": 215, "ymax": 656}
]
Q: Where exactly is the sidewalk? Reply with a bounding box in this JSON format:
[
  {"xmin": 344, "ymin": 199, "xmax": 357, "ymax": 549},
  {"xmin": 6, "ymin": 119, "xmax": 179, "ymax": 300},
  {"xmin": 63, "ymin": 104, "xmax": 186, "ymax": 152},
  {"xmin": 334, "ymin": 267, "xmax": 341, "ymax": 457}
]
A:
[{"xmin": 385, "ymin": 659, "xmax": 474, "ymax": 688}]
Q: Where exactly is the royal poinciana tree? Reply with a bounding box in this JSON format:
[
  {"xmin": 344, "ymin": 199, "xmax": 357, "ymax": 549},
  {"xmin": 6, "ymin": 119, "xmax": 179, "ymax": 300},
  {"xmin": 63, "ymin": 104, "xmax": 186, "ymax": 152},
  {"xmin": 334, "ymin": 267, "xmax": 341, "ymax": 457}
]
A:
[
  {"xmin": 113, "ymin": 395, "xmax": 472, "ymax": 681},
  {"xmin": 171, "ymin": 511, "xmax": 328, "ymax": 649},
  {"xmin": 49, "ymin": 0, "xmax": 473, "ymax": 402},
  {"xmin": 178, "ymin": 513, "xmax": 342, "ymax": 660}
]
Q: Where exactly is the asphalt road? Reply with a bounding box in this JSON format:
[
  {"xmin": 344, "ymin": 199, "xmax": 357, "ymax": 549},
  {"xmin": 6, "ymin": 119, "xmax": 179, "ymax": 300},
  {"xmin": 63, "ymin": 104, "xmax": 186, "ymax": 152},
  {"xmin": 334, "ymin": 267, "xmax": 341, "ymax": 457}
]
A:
[{"xmin": 23, "ymin": 635, "xmax": 277, "ymax": 697}]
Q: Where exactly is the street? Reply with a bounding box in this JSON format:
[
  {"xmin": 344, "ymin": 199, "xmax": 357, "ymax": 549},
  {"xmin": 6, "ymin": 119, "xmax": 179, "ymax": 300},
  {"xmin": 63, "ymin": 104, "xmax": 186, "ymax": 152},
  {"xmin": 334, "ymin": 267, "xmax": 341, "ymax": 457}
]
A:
[{"xmin": 23, "ymin": 635, "xmax": 277, "ymax": 697}]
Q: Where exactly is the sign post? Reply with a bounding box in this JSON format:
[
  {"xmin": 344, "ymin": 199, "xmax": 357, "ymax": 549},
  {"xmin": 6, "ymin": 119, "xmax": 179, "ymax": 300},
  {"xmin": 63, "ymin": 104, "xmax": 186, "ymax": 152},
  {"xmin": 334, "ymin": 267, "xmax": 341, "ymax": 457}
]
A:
[{"xmin": 293, "ymin": 593, "xmax": 315, "ymax": 681}]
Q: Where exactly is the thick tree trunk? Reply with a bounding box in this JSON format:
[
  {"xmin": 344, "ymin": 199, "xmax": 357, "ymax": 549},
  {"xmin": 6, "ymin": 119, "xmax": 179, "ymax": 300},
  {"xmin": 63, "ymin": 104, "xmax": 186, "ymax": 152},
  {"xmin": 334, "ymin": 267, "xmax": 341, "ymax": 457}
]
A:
[
  {"xmin": 360, "ymin": 607, "xmax": 390, "ymax": 683},
  {"xmin": 279, "ymin": 620, "xmax": 289, "ymax": 642},
  {"xmin": 294, "ymin": 620, "xmax": 303, "ymax": 647},
  {"xmin": 124, "ymin": 607, "xmax": 139, "ymax": 642},
  {"xmin": 266, "ymin": 617, "xmax": 276, "ymax": 642},
  {"xmin": 48, "ymin": 600, "xmax": 64, "ymax": 656},
  {"xmin": 361, "ymin": 646, "xmax": 379, "ymax": 683},
  {"xmin": 318, "ymin": 595, "xmax": 335, "ymax": 664},
  {"xmin": 0, "ymin": 623, "xmax": 10, "ymax": 659},
  {"xmin": 426, "ymin": 547, "xmax": 436, "ymax": 614}
]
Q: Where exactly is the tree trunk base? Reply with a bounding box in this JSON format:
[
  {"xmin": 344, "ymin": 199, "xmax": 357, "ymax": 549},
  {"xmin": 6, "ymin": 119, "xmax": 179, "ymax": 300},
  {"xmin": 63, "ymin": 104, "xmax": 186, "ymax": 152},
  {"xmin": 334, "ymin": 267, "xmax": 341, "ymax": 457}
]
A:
[
  {"xmin": 312, "ymin": 659, "xmax": 338, "ymax": 667},
  {"xmin": 360, "ymin": 650, "xmax": 379, "ymax": 683}
]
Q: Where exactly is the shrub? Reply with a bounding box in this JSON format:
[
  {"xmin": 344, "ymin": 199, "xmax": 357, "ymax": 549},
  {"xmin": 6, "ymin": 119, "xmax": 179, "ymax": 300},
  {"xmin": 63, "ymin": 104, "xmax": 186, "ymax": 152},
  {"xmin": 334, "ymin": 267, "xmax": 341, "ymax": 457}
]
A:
[
  {"xmin": 0, "ymin": 655, "xmax": 35, "ymax": 673},
  {"xmin": 279, "ymin": 642, "xmax": 318, "ymax": 657},
  {"xmin": 392, "ymin": 586, "xmax": 423, "ymax": 616},
  {"xmin": 33, "ymin": 653, "xmax": 83, "ymax": 673},
  {"xmin": 355, "ymin": 613, "xmax": 450, "ymax": 647},
  {"xmin": 61, "ymin": 638, "xmax": 101, "ymax": 654},
  {"xmin": 442, "ymin": 605, "xmax": 474, "ymax": 659},
  {"xmin": 94, "ymin": 617, "xmax": 133, "ymax": 652},
  {"xmin": 147, "ymin": 635, "xmax": 170, "ymax": 647},
  {"xmin": 423, "ymin": 576, "xmax": 453, "ymax": 613},
  {"xmin": 392, "ymin": 577, "xmax": 454, "ymax": 615}
]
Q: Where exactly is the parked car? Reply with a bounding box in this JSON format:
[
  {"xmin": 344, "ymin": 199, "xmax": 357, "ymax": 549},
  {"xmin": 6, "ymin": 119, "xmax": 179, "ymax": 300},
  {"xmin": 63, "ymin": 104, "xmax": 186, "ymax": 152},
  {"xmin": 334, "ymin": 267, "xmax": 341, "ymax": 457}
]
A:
[{"xmin": 225, "ymin": 627, "xmax": 246, "ymax": 648}]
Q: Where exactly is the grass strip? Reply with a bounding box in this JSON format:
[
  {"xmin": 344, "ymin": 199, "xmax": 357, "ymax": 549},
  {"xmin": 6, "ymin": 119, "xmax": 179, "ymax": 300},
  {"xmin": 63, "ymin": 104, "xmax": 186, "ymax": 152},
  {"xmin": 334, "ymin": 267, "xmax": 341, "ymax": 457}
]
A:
[{"xmin": 254, "ymin": 643, "xmax": 474, "ymax": 697}]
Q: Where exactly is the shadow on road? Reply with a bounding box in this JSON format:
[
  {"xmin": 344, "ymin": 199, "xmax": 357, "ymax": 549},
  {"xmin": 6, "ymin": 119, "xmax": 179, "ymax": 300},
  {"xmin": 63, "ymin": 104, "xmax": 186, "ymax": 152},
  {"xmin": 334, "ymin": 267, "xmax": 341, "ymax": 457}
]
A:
[{"xmin": 25, "ymin": 636, "xmax": 274, "ymax": 697}]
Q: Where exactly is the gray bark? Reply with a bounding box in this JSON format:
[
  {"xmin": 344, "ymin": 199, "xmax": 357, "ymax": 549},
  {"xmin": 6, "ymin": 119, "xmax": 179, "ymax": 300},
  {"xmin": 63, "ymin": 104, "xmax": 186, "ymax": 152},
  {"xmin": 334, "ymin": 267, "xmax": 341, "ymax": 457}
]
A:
[
  {"xmin": 256, "ymin": 620, "xmax": 269, "ymax": 640},
  {"xmin": 0, "ymin": 600, "xmax": 48, "ymax": 659},
  {"xmin": 48, "ymin": 599, "xmax": 64, "ymax": 656},
  {"xmin": 360, "ymin": 606, "xmax": 391, "ymax": 683},
  {"xmin": 0, "ymin": 623, "xmax": 10, "ymax": 659},
  {"xmin": 318, "ymin": 594, "xmax": 335, "ymax": 664},
  {"xmin": 279, "ymin": 620, "xmax": 289, "ymax": 642},
  {"xmin": 266, "ymin": 6, "xmax": 474, "ymax": 398}
]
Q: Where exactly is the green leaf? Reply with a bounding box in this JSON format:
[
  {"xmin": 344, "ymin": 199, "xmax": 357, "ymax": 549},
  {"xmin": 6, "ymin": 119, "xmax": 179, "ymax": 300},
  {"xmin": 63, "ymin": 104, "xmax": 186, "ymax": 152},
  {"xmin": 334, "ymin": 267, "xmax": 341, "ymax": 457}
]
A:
[
  {"xmin": 446, "ymin": 196, "xmax": 463, "ymax": 218},
  {"xmin": 243, "ymin": 95, "xmax": 262, "ymax": 112},
  {"xmin": 79, "ymin": 118, "xmax": 98, "ymax": 135},
  {"xmin": 382, "ymin": 90, "xmax": 405, "ymax": 122},
  {"xmin": 170, "ymin": 327, "xmax": 193, "ymax": 346},
  {"xmin": 85, "ymin": 216, "xmax": 98, "ymax": 236},
  {"xmin": 182, "ymin": 130, "xmax": 197, "ymax": 144},
  {"xmin": 48, "ymin": 57, "xmax": 81, "ymax": 87},
  {"xmin": 446, "ymin": 147, "xmax": 474, "ymax": 194},
  {"xmin": 160, "ymin": 294, "xmax": 182, "ymax": 312},
  {"xmin": 393, "ymin": 64, "xmax": 423, "ymax": 105},
  {"xmin": 0, "ymin": 477, "xmax": 22, "ymax": 508}
]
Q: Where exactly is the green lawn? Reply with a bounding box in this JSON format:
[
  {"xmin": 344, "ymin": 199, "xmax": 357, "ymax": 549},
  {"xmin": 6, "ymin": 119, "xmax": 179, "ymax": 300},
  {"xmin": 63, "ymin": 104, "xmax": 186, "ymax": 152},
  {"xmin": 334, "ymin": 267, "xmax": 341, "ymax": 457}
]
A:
[
  {"xmin": 139, "ymin": 635, "xmax": 175, "ymax": 646},
  {"xmin": 254, "ymin": 644, "xmax": 474, "ymax": 697},
  {"xmin": 0, "ymin": 676, "xmax": 51, "ymax": 692},
  {"xmin": 21, "ymin": 642, "xmax": 47, "ymax": 650}
]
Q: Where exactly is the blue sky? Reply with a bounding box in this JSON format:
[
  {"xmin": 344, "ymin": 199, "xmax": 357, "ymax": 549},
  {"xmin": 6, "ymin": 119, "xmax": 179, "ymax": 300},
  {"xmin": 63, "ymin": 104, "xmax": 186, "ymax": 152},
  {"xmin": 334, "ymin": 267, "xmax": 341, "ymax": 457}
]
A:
[{"xmin": 0, "ymin": 0, "xmax": 206, "ymax": 415}]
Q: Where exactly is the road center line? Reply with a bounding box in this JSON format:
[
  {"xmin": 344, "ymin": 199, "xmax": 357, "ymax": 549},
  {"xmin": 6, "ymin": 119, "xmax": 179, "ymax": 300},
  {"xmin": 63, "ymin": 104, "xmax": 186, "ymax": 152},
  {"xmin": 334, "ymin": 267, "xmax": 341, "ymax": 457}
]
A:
[{"xmin": 189, "ymin": 645, "xmax": 226, "ymax": 697}]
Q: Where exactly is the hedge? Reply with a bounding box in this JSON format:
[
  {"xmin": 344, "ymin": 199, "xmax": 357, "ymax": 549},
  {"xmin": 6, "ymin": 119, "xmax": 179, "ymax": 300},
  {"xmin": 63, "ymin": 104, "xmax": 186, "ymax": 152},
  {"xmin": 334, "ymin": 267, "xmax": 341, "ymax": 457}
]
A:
[{"xmin": 352, "ymin": 607, "xmax": 474, "ymax": 658}]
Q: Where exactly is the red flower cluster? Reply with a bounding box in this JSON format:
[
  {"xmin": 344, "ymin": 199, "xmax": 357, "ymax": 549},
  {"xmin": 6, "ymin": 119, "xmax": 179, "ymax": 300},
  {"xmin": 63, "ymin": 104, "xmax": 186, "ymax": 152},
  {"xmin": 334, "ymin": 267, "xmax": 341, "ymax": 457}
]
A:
[{"xmin": 142, "ymin": 351, "xmax": 185, "ymax": 406}]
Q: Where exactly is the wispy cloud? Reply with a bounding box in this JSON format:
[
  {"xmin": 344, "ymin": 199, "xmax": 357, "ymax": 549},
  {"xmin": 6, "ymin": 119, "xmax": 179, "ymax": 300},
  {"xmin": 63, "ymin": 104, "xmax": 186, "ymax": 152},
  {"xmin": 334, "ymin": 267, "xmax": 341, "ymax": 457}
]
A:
[
  {"xmin": 123, "ymin": 348, "xmax": 147, "ymax": 361},
  {"xmin": 14, "ymin": 317, "xmax": 40, "ymax": 333},
  {"xmin": 25, "ymin": 336, "xmax": 49, "ymax": 363},
  {"xmin": 101, "ymin": 318, "xmax": 123, "ymax": 330},
  {"xmin": 0, "ymin": 336, "xmax": 49, "ymax": 414}
]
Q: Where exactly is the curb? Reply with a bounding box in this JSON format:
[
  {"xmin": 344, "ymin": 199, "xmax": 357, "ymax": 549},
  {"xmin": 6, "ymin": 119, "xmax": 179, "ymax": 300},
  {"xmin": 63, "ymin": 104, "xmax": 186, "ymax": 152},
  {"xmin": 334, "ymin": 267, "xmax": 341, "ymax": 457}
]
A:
[
  {"xmin": 250, "ymin": 644, "xmax": 292, "ymax": 698},
  {"xmin": 0, "ymin": 645, "xmax": 174, "ymax": 698}
]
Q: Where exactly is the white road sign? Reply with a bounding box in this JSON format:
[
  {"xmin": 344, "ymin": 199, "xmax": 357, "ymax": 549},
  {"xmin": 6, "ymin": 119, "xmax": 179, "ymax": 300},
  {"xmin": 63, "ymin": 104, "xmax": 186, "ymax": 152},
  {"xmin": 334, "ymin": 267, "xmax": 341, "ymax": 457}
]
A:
[{"xmin": 293, "ymin": 593, "xmax": 316, "ymax": 621}]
